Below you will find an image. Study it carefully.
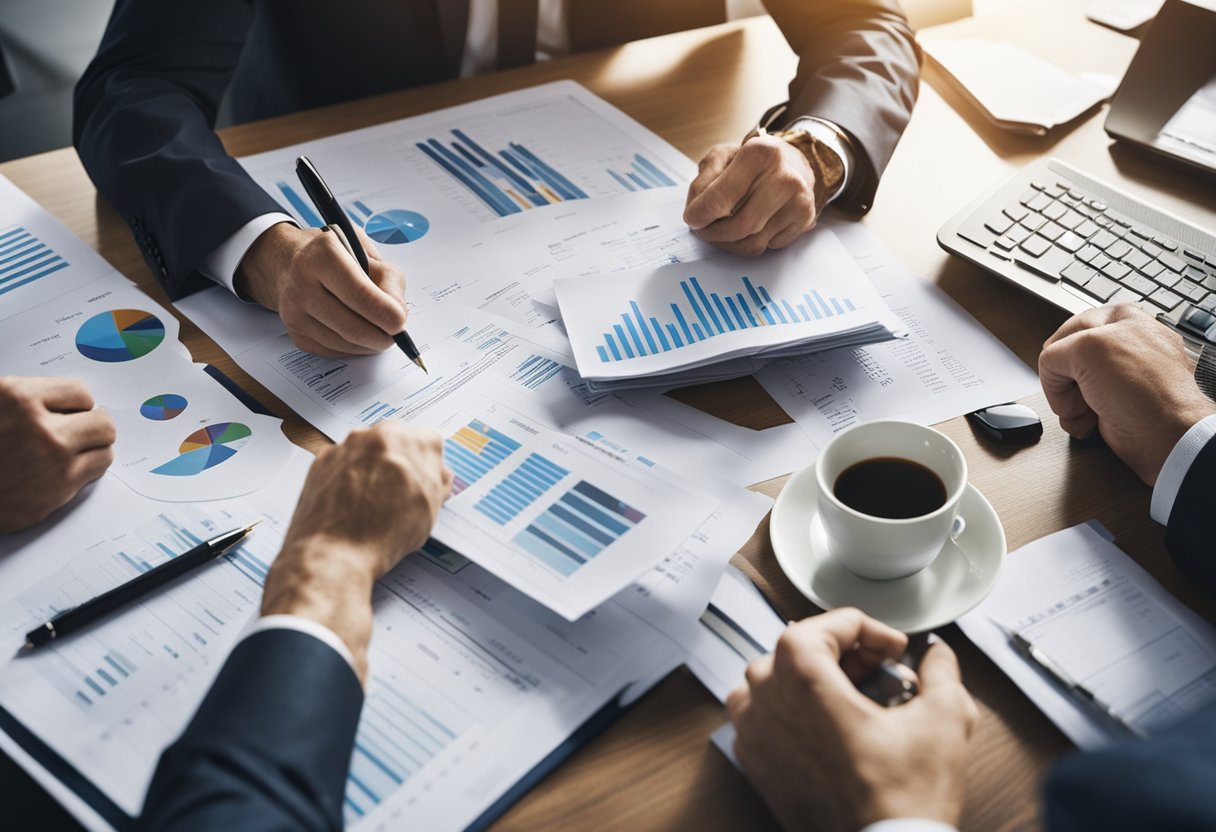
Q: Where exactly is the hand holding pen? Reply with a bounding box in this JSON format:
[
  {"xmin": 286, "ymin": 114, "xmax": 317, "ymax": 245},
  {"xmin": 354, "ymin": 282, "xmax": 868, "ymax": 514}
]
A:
[{"xmin": 230, "ymin": 166, "xmax": 420, "ymax": 364}]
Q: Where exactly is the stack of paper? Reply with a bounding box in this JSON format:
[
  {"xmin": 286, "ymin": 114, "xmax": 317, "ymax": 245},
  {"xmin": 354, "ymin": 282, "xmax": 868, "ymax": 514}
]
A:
[{"xmin": 554, "ymin": 231, "xmax": 904, "ymax": 392}]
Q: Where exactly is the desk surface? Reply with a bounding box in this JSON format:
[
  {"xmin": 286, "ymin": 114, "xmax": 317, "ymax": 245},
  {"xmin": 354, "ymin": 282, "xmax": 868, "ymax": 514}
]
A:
[{"xmin": 3, "ymin": 7, "xmax": 1215, "ymax": 831}]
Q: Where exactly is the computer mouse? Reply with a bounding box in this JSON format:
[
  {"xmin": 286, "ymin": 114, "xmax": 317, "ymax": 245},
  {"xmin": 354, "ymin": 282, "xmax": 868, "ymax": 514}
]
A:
[{"xmin": 966, "ymin": 402, "xmax": 1043, "ymax": 444}]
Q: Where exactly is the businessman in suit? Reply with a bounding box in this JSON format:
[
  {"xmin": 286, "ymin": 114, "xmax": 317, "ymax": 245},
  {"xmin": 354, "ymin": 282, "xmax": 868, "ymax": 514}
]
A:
[
  {"xmin": 0, "ymin": 376, "xmax": 115, "ymax": 534},
  {"xmin": 138, "ymin": 422, "xmax": 452, "ymax": 830},
  {"xmin": 727, "ymin": 303, "xmax": 1216, "ymax": 831},
  {"xmin": 73, "ymin": 0, "xmax": 919, "ymax": 357}
]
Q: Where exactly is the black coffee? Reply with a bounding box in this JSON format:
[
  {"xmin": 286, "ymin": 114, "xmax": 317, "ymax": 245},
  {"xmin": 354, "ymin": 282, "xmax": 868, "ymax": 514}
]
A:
[{"xmin": 833, "ymin": 457, "xmax": 947, "ymax": 519}]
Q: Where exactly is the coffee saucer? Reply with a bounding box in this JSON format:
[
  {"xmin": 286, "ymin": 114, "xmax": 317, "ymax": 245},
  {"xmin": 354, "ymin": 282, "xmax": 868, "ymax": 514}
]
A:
[{"xmin": 771, "ymin": 461, "xmax": 1006, "ymax": 633}]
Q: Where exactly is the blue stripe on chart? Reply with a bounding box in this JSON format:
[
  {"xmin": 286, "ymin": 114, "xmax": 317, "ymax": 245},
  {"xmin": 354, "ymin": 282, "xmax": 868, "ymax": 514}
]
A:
[
  {"xmin": 634, "ymin": 154, "xmax": 677, "ymax": 186},
  {"xmin": 277, "ymin": 182, "xmax": 324, "ymax": 228},
  {"xmin": 631, "ymin": 301, "xmax": 658, "ymax": 353},
  {"xmin": 690, "ymin": 277, "xmax": 724, "ymax": 334}
]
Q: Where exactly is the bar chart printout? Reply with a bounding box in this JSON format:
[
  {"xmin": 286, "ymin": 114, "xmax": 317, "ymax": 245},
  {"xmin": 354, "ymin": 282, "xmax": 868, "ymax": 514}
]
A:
[
  {"xmin": 595, "ymin": 274, "xmax": 858, "ymax": 364},
  {"xmin": 514, "ymin": 481, "xmax": 646, "ymax": 577},
  {"xmin": 445, "ymin": 419, "xmax": 522, "ymax": 496},
  {"xmin": 0, "ymin": 225, "xmax": 69, "ymax": 296}
]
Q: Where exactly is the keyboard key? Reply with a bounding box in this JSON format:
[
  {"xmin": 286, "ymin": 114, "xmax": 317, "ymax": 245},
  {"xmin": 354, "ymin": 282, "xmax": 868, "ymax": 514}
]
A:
[
  {"xmin": 1076, "ymin": 244, "xmax": 1102, "ymax": 263},
  {"xmin": 1057, "ymin": 210, "xmax": 1085, "ymax": 231},
  {"xmin": 1159, "ymin": 252, "xmax": 1187, "ymax": 272},
  {"xmin": 1091, "ymin": 230, "xmax": 1118, "ymax": 250},
  {"xmin": 1027, "ymin": 193, "xmax": 1052, "ymax": 212},
  {"xmin": 1129, "ymin": 225, "xmax": 1153, "ymax": 241},
  {"xmin": 1107, "ymin": 211, "xmax": 1132, "ymax": 228},
  {"xmin": 1147, "ymin": 287, "xmax": 1184, "ymax": 311},
  {"xmin": 985, "ymin": 215, "xmax": 1014, "ymax": 235},
  {"xmin": 1139, "ymin": 260, "xmax": 1165, "ymax": 279},
  {"xmin": 1122, "ymin": 273, "xmax": 1158, "ymax": 296},
  {"xmin": 1043, "ymin": 202, "xmax": 1067, "ymax": 221},
  {"xmin": 1200, "ymin": 296, "xmax": 1216, "ymax": 314},
  {"xmin": 1202, "ymin": 275, "xmax": 1216, "ymax": 293},
  {"xmin": 1046, "ymin": 185, "xmax": 1067, "ymax": 199},
  {"xmin": 1101, "ymin": 261, "xmax": 1133, "ymax": 281},
  {"xmin": 1108, "ymin": 223, "xmax": 1128, "ymax": 239},
  {"xmin": 1055, "ymin": 232, "xmax": 1085, "ymax": 253},
  {"xmin": 1008, "ymin": 225, "xmax": 1033, "ymax": 244},
  {"xmin": 1068, "ymin": 189, "xmax": 1085, "ymax": 200},
  {"xmin": 1020, "ymin": 215, "xmax": 1045, "ymax": 233},
  {"xmin": 1184, "ymin": 264, "xmax": 1207, "ymax": 283},
  {"xmin": 1081, "ymin": 273, "xmax": 1121, "ymax": 302},
  {"xmin": 1153, "ymin": 236, "xmax": 1178, "ymax": 251},
  {"xmin": 993, "ymin": 235, "xmax": 1017, "ymax": 252},
  {"xmin": 1110, "ymin": 287, "xmax": 1141, "ymax": 305},
  {"xmin": 1061, "ymin": 261, "xmax": 1096, "ymax": 287},
  {"xmin": 1184, "ymin": 249, "xmax": 1206, "ymax": 263},
  {"xmin": 1020, "ymin": 235, "xmax": 1053, "ymax": 257},
  {"xmin": 1056, "ymin": 179, "xmax": 1074, "ymax": 189},
  {"xmin": 1123, "ymin": 248, "xmax": 1151, "ymax": 271},
  {"xmin": 1014, "ymin": 247, "xmax": 1073, "ymax": 281},
  {"xmin": 1074, "ymin": 220, "xmax": 1100, "ymax": 239},
  {"xmin": 1094, "ymin": 215, "xmax": 1114, "ymax": 228},
  {"xmin": 1019, "ymin": 188, "xmax": 1040, "ymax": 205},
  {"xmin": 1154, "ymin": 268, "xmax": 1181, "ymax": 288},
  {"xmin": 1003, "ymin": 204, "xmax": 1029, "ymax": 222},
  {"xmin": 1176, "ymin": 279, "xmax": 1207, "ymax": 302},
  {"xmin": 1090, "ymin": 253, "xmax": 1112, "ymax": 271},
  {"xmin": 1106, "ymin": 240, "xmax": 1132, "ymax": 260},
  {"xmin": 1030, "ymin": 180, "xmax": 1047, "ymax": 191},
  {"xmin": 1088, "ymin": 199, "xmax": 1108, "ymax": 211},
  {"xmin": 1037, "ymin": 222, "xmax": 1065, "ymax": 242},
  {"xmin": 1141, "ymin": 242, "xmax": 1163, "ymax": 259}
]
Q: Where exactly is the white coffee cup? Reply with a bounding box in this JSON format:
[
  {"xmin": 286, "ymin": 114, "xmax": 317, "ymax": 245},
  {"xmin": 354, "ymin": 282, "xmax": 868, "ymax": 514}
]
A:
[{"xmin": 814, "ymin": 420, "xmax": 968, "ymax": 581}]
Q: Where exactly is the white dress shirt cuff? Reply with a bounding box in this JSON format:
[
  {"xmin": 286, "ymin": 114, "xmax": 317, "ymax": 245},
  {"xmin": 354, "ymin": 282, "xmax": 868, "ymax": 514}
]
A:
[
  {"xmin": 787, "ymin": 116, "xmax": 853, "ymax": 203},
  {"xmin": 241, "ymin": 614, "xmax": 357, "ymax": 672},
  {"xmin": 199, "ymin": 213, "xmax": 296, "ymax": 298},
  {"xmin": 860, "ymin": 820, "xmax": 958, "ymax": 832},
  {"xmin": 1150, "ymin": 413, "xmax": 1216, "ymax": 525}
]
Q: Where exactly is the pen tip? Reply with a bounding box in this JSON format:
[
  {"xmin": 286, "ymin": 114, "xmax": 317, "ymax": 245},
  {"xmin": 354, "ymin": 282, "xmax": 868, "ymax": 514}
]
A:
[
  {"xmin": 16, "ymin": 641, "xmax": 32, "ymax": 657},
  {"xmin": 414, "ymin": 356, "xmax": 428, "ymax": 374}
]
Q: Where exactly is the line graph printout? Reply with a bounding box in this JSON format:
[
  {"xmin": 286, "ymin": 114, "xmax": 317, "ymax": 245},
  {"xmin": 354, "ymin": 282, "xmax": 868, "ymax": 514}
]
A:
[
  {"xmin": 555, "ymin": 229, "xmax": 902, "ymax": 386},
  {"xmin": 238, "ymin": 82, "xmax": 695, "ymax": 267}
]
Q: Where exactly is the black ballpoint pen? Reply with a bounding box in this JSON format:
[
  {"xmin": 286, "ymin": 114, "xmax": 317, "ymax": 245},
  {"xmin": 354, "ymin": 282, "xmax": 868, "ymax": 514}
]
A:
[
  {"xmin": 18, "ymin": 524, "xmax": 259, "ymax": 654},
  {"xmin": 295, "ymin": 155, "xmax": 428, "ymax": 373}
]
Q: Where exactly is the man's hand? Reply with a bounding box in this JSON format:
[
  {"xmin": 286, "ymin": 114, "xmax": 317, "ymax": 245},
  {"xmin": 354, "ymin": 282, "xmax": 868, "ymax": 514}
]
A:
[
  {"xmin": 0, "ymin": 377, "xmax": 116, "ymax": 533},
  {"xmin": 236, "ymin": 223, "xmax": 409, "ymax": 358},
  {"xmin": 261, "ymin": 423, "xmax": 453, "ymax": 681},
  {"xmin": 683, "ymin": 136, "xmax": 823, "ymax": 256},
  {"xmin": 727, "ymin": 609, "xmax": 976, "ymax": 832},
  {"xmin": 1040, "ymin": 304, "xmax": 1216, "ymax": 485}
]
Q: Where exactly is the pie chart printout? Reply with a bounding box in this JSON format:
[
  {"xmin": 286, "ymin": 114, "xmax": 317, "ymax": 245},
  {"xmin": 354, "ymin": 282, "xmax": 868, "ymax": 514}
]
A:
[
  {"xmin": 140, "ymin": 394, "xmax": 188, "ymax": 421},
  {"xmin": 364, "ymin": 209, "xmax": 430, "ymax": 245},
  {"xmin": 151, "ymin": 422, "xmax": 252, "ymax": 477},
  {"xmin": 75, "ymin": 309, "xmax": 166, "ymax": 362}
]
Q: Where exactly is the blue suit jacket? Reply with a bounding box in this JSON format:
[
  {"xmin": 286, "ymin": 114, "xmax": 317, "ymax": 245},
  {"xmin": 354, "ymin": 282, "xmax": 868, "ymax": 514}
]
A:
[
  {"xmin": 138, "ymin": 629, "xmax": 362, "ymax": 831},
  {"xmin": 1044, "ymin": 436, "xmax": 1216, "ymax": 830},
  {"xmin": 72, "ymin": 0, "xmax": 919, "ymax": 300}
]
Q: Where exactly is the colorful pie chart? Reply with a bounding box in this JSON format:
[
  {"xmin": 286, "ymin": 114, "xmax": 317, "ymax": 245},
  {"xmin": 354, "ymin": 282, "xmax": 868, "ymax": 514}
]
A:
[
  {"xmin": 151, "ymin": 422, "xmax": 251, "ymax": 477},
  {"xmin": 140, "ymin": 394, "xmax": 188, "ymax": 421},
  {"xmin": 365, "ymin": 209, "xmax": 430, "ymax": 245},
  {"xmin": 76, "ymin": 309, "xmax": 165, "ymax": 363}
]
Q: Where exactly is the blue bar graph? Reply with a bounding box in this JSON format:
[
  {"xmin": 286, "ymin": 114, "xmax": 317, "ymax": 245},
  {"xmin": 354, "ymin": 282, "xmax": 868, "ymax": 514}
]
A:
[
  {"xmin": 474, "ymin": 453, "xmax": 569, "ymax": 526},
  {"xmin": 513, "ymin": 481, "xmax": 646, "ymax": 576},
  {"xmin": 510, "ymin": 354, "xmax": 563, "ymax": 389},
  {"xmin": 275, "ymin": 182, "xmax": 324, "ymax": 228},
  {"xmin": 595, "ymin": 274, "xmax": 859, "ymax": 363},
  {"xmin": 0, "ymin": 225, "xmax": 70, "ymax": 297},
  {"xmin": 343, "ymin": 678, "xmax": 461, "ymax": 821},
  {"xmin": 444, "ymin": 419, "xmax": 522, "ymax": 496},
  {"xmin": 605, "ymin": 153, "xmax": 679, "ymax": 192}
]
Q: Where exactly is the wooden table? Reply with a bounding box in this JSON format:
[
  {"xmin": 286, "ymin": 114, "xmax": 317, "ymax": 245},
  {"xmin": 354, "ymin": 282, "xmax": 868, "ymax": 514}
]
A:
[{"xmin": 4, "ymin": 8, "xmax": 1215, "ymax": 831}]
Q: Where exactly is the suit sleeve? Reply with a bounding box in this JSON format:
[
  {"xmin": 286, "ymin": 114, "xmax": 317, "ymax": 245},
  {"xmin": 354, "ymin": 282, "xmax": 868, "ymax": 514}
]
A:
[
  {"xmin": 1164, "ymin": 435, "xmax": 1216, "ymax": 593},
  {"xmin": 138, "ymin": 629, "xmax": 363, "ymax": 832},
  {"xmin": 73, "ymin": 0, "xmax": 285, "ymax": 300},
  {"xmin": 1043, "ymin": 703, "xmax": 1216, "ymax": 832},
  {"xmin": 760, "ymin": 0, "xmax": 921, "ymax": 213}
]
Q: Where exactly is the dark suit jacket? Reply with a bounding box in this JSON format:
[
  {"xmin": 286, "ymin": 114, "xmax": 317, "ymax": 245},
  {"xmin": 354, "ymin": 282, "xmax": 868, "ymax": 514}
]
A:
[
  {"xmin": 73, "ymin": 0, "xmax": 919, "ymax": 300},
  {"xmin": 138, "ymin": 629, "xmax": 363, "ymax": 831},
  {"xmin": 1044, "ymin": 435, "xmax": 1216, "ymax": 830}
]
